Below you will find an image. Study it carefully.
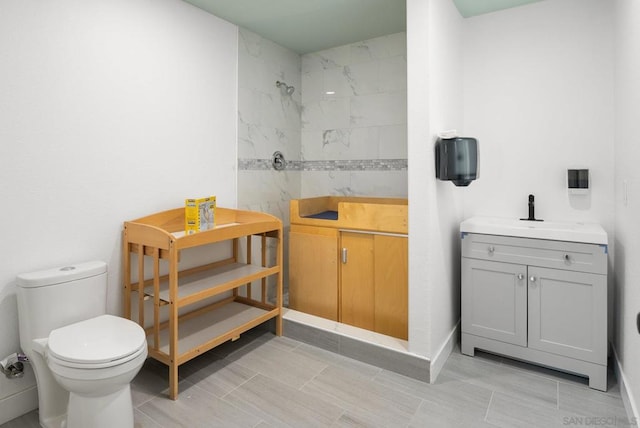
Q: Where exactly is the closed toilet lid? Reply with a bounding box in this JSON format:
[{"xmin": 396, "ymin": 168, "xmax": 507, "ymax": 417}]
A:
[{"xmin": 48, "ymin": 314, "xmax": 146, "ymax": 365}]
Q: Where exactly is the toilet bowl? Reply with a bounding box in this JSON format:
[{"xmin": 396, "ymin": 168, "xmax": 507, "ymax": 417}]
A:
[
  {"xmin": 46, "ymin": 315, "xmax": 147, "ymax": 428},
  {"xmin": 16, "ymin": 261, "xmax": 148, "ymax": 428}
]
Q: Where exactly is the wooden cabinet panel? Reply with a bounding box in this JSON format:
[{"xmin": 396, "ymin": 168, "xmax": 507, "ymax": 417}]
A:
[
  {"xmin": 289, "ymin": 225, "xmax": 338, "ymax": 321},
  {"xmin": 340, "ymin": 232, "xmax": 408, "ymax": 340},
  {"xmin": 340, "ymin": 232, "xmax": 375, "ymax": 330},
  {"xmin": 374, "ymin": 235, "xmax": 408, "ymax": 339}
]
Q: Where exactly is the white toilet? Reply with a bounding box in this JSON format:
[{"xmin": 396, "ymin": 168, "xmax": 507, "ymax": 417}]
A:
[{"xmin": 16, "ymin": 261, "xmax": 147, "ymax": 428}]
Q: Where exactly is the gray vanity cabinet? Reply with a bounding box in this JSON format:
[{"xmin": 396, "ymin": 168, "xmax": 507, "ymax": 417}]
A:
[
  {"xmin": 461, "ymin": 232, "xmax": 608, "ymax": 391},
  {"xmin": 462, "ymin": 259, "xmax": 528, "ymax": 347}
]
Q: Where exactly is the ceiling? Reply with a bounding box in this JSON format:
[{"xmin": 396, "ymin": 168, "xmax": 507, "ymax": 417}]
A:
[
  {"xmin": 452, "ymin": 0, "xmax": 543, "ymax": 18},
  {"xmin": 182, "ymin": 0, "xmax": 544, "ymax": 54}
]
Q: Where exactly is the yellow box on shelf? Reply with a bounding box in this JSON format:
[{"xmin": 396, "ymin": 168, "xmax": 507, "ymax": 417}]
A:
[{"xmin": 185, "ymin": 196, "xmax": 216, "ymax": 235}]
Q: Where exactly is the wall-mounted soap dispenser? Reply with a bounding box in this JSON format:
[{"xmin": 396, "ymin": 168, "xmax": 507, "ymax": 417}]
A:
[
  {"xmin": 568, "ymin": 169, "xmax": 589, "ymax": 195},
  {"xmin": 435, "ymin": 137, "xmax": 479, "ymax": 186}
]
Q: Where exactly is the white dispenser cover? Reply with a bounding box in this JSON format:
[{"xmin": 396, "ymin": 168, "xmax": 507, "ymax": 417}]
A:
[{"xmin": 48, "ymin": 315, "xmax": 146, "ymax": 364}]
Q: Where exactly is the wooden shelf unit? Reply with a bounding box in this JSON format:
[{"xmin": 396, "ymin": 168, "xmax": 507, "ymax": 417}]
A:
[{"xmin": 123, "ymin": 207, "xmax": 283, "ymax": 400}]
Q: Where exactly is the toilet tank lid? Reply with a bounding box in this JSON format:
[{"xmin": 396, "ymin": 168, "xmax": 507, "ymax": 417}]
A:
[{"xmin": 16, "ymin": 261, "xmax": 107, "ymax": 288}]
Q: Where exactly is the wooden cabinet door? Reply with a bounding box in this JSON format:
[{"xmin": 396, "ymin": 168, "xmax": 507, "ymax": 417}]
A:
[
  {"xmin": 527, "ymin": 266, "xmax": 607, "ymax": 364},
  {"xmin": 462, "ymin": 258, "xmax": 527, "ymax": 347},
  {"xmin": 373, "ymin": 235, "xmax": 408, "ymax": 339},
  {"xmin": 340, "ymin": 232, "xmax": 375, "ymax": 330},
  {"xmin": 340, "ymin": 232, "xmax": 408, "ymax": 339},
  {"xmin": 289, "ymin": 225, "xmax": 338, "ymax": 320}
]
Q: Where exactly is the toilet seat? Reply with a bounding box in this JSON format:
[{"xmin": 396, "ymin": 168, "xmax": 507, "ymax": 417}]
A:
[{"xmin": 48, "ymin": 314, "xmax": 146, "ymax": 369}]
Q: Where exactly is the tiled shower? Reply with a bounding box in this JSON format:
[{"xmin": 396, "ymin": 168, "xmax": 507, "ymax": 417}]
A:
[{"xmin": 237, "ymin": 27, "xmax": 408, "ymax": 297}]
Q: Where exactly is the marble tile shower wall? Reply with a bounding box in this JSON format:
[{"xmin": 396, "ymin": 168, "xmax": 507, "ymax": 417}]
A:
[
  {"xmin": 237, "ymin": 28, "xmax": 301, "ymax": 226},
  {"xmin": 300, "ymin": 32, "xmax": 408, "ymax": 197}
]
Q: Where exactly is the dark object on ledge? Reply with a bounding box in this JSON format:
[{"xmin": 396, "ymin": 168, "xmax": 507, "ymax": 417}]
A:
[
  {"xmin": 520, "ymin": 194, "xmax": 543, "ymax": 222},
  {"xmin": 435, "ymin": 137, "xmax": 479, "ymax": 186},
  {"xmin": 303, "ymin": 210, "xmax": 338, "ymax": 220}
]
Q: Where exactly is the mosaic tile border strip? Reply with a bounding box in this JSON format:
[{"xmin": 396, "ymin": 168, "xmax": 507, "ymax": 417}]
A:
[{"xmin": 239, "ymin": 158, "xmax": 407, "ymax": 171}]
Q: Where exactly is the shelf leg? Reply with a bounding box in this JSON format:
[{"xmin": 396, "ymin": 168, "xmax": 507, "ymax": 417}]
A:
[
  {"xmin": 168, "ymin": 240, "xmax": 179, "ymax": 400},
  {"xmin": 169, "ymin": 363, "xmax": 178, "ymax": 400},
  {"xmin": 123, "ymin": 229, "xmax": 131, "ymax": 319},
  {"xmin": 276, "ymin": 228, "xmax": 283, "ymax": 336}
]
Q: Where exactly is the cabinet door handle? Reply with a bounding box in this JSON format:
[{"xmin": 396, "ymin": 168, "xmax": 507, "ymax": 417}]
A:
[
  {"xmin": 341, "ymin": 248, "xmax": 348, "ymax": 264},
  {"xmin": 488, "ymin": 246, "xmax": 495, "ymax": 255},
  {"xmin": 517, "ymin": 273, "xmax": 525, "ymax": 280},
  {"xmin": 529, "ymin": 276, "xmax": 537, "ymax": 287},
  {"xmin": 564, "ymin": 254, "xmax": 571, "ymax": 263}
]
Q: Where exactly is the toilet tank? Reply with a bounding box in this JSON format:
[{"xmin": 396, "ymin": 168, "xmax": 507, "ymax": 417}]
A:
[{"xmin": 16, "ymin": 261, "xmax": 108, "ymax": 353}]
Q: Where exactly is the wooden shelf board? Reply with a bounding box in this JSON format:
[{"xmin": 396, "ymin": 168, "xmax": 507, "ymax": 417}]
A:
[
  {"xmin": 150, "ymin": 301, "xmax": 272, "ymax": 356},
  {"xmin": 150, "ymin": 263, "xmax": 277, "ymax": 303}
]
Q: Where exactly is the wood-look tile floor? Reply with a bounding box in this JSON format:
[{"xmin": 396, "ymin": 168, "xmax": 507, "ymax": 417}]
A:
[{"xmin": 2, "ymin": 329, "xmax": 633, "ymax": 428}]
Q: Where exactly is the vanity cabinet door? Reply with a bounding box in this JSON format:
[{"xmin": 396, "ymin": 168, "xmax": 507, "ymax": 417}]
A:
[
  {"xmin": 462, "ymin": 258, "xmax": 528, "ymax": 347},
  {"xmin": 289, "ymin": 225, "xmax": 339, "ymax": 320},
  {"xmin": 527, "ymin": 266, "xmax": 607, "ymax": 364}
]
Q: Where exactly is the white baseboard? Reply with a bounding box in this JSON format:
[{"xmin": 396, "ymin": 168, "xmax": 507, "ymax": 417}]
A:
[
  {"xmin": 0, "ymin": 362, "xmax": 38, "ymax": 425},
  {"xmin": 612, "ymin": 346, "xmax": 639, "ymax": 425},
  {"xmin": 0, "ymin": 385, "xmax": 38, "ymax": 425},
  {"xmin": 429, "ymin": 321, "xmax": 460, "ymax": 383}
]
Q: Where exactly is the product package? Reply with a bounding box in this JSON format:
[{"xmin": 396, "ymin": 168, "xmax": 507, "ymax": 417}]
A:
[{"xmin": 185, "ymin": 196, "xmax": 216, "ymax": 234}]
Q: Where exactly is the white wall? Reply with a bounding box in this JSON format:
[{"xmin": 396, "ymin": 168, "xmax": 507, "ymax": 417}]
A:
[
  {"xmin": 425, "ymin": 0, "xmax": 465, "ymax": 365},
  {"xmin": 462, "ymin": 0, "xmax": 615, "ymax": 234},
  {"xmin": 407, "ymin": 0, "xmax": 432, "ymax": 358},
  {"xmin": 407, "ymin": 0, "xmax": 464, "ymax": 359},
  {"xmin": 614, "ymin": 0, "xmax": 640, "ymax": 419},
  {"xmin": 0, "ymin": 0, "xmax": 237, "ymax": 415},
  {"xmin": 411, "ymin": 0, "xmax": 617, "ymax": 368}
]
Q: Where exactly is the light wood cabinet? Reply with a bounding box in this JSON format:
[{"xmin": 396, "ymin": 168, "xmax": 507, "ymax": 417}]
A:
[
  {"xmin": 289, "ymin": 197, "xmax": 408, "ymax": 340},
  {"xmin": 289, "ymin": 225, "xmax": 338, "ymax": 320},
  {"xmin": 340, "ymin": 232, "xmax": 375, "ymax": 330},
  {"xmin": 461, "ymin": 231, "xmax": 608, "ymax": 390},
  {"xmin": 373, "ymin": 234, "xmax": 409, "ymax": 338},
  {"xmin": 123, "ymin": 207, "xmax": 282, "ymax": 400},
  {"xmin": 340, "ymin": 232, "xmax": 408, "ymax": 339}
]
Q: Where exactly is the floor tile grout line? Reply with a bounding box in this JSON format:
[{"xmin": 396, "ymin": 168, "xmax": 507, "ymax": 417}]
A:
[
  {"xmin": 136, "ymin": 402, "xmax": 168, "ymax": 428},
  {"xmin": 219, "ymin": 369, "xmax": 260, "ymax": 400},
  {"xmin": 484, "ymin": 391, "xmax": 495, "ymax": 423},
  {"xmin": 297, "ymin": 362, "xmax": 330, "ymax": 391},
  {"xmin": 133, "ymin": 389, "xmax": 160, "ymax": 410}
]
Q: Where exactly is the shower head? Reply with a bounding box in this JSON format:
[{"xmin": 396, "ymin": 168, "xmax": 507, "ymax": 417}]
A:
[{"xmin": 276, "ymin": 80, "xmax": 295, "ymax": 95}]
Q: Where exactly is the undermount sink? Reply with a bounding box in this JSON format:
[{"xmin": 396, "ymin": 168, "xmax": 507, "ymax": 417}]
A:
[{"xmin": 460, "ymin": 216, "xmax": 608, "ymax": 245}]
